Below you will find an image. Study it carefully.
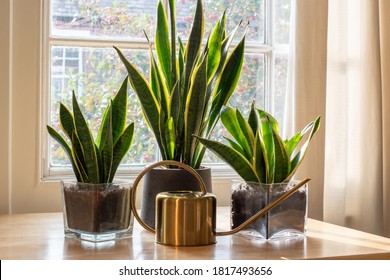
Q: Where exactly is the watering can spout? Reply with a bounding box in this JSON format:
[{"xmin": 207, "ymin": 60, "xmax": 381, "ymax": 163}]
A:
[{"xmin": 130, "ymin": 160, "xmax": 310, "ymax": 246}]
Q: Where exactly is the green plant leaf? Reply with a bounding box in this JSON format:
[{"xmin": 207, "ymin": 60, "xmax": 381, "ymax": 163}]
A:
[
  {"xmin": 168, "ymin": 0, "xmax": 177, "ymax": 86},
  {"xmin": 110, "ymin": 122, "xmax": 135, "ymax": 182},
  {"xmin": 71, "ymin": 130, "xmax": 89, "ymax": 183},
  {"xmin": 114, "ymin": 2, "xmax": 246, "ymax": 169},
  {"xmin": 95, "ymin": 104, "xmax": 111, "ymax": 149},
  {"xmin": 212, "ymin": 20, "xmax": 241, "ymax": 81},
  {"xmin": 183, "ymin": 0, "xmax": 204, "ymax": 97},
  {"xmin": 220, "ymin": 106, "xmax": 252, "ymax": 160},
  {"xmin": 253, "ymin": 131, "xmax": 267, "ymax": 183},
  {"xmin": 284, "ymin": 132, "xmax": 302, "ymax": 157},
  {"xmin": 99, "ymin": 103, "xmax": 113, "ymax": 183},
  {"xmin": 148, "ymin": 41, "xmax": 170, "ymax": 118},
  {"xmin": 178, "ymin": 36, "xmax": 185, "ymax": 80},
  {"xmin": 194, "ymin": 136, "xmax": 259, "ymax": 182},
  {"xmin": 287, "ymin": 116, "xmax": 321, "ymax": 181},
  {"xmin": 95, "ymin": 142, "xmax": 103, "ymax": 182},
  {"xmin": 247, "ymin": 100, "xmax": 258, "ymax": 134},
  {"xmin": 236, "ymin": 108, "xmax": 255, "ymax": 157},
  {"xmin": 184, "ymin": 53, "xmax": 208, "ymax": 165},
  {"xmin": 114, "ymin": 46, "xmax": 163, "ymax": 153},
  {"xmin": 156, "ymin": 1, "xmax": 172, "ymax": 89},
  {"xmin": 285, "ymin": 117, "xmax": 320, "ymax": 157},
  {"xmin": 59, "ymin": 103, "xmax": 74, "ymax": 140},
  {"xmin": 206, "ymin": 11, "xmax": 224, "ymax": 82},
  {"xmin": 72, "ymin": 92, "xmax": 99, "ymax": 183},
  {"xmin": 220, "ymin": 106, "xmax": 241, "ymax": 143},
  {"xmin": 224, "ymin": 136, "xmax": 246, "ymax": 156},
  {"xmin": 47, "ymin": 125, "xmax": 81, "ymax": 182},
  {"xmin": 169, "ymin": 80, "xmax": 181, "ymax": 138},
  {"xmin": 258, "ymin": 109, "xmax": 280, "ymax": 134},
  {"xmin": 259, "ymin": 113, "xmax": 275, "ymax": 183},
  {"xmin": 111, "ymin": 76, "xmax": 129, "ymax": 144},
  {"xmin": 165, "ymin": 117, "xmax": 176, "ymax": 159},
  {"xmin": 206, "ymin": 35, "xmax": 245, "ymax": 134},
  {"xmin": 272, "ymin": 128, "xmax": 290, "ymax": 183},
  {"xmin": 90, "ymin": 75, "xmax": 127, "ymax": 149},
  {"xmin": 158, "ymin": 108, "xmax": 168, "ymax": 160}
]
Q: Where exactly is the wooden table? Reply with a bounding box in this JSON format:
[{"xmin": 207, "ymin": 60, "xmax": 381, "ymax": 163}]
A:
[{"xmin": 1, "ymin": 207, "xmax": 390, "ymax": 260}]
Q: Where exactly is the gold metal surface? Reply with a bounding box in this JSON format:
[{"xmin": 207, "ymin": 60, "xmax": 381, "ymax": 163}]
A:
[
  {"xmin": 131, "ymin": 160, "xmax": 311, "ymax": 247},
  {"xmin": 156, "ymin": 191, "xmax": 216, "ymax": 246}
]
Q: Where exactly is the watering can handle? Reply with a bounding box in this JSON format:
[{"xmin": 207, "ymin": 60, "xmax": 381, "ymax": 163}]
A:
[
  {"xmin": 130, "ymin": 160, "xmax": 208, "ymax": 234},
  {"xmin": 131, "ymin": 160, "xmax": 310, "ymax": 236}
]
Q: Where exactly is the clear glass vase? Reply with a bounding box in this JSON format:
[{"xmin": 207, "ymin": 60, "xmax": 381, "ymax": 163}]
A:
[
  {"xmin": 61, "ymin": 180, "xmax": 134, "ymax": 242},
  {"xmin": 230, "ymin": 180, "xmax": 308, "ymax": 239}
]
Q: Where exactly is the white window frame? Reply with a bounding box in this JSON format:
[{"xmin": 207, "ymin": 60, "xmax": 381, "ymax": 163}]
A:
[{"xmin": 40, "ymin": 0, "xmax": 289, "ymax": 182}]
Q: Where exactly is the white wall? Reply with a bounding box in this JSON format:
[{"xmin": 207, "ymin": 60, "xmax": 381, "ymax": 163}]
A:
[{"xmin": 0, "ymin": 0, "xmax": 63, "ymax": 214}]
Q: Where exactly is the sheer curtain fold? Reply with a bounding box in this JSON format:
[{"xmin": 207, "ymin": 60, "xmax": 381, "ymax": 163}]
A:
[
  {"xmin": 323, "ymin": 0, "xmax": 390, "ymax": 237},
  {"xmin": 287, "ymin": 0, "xmax": 328, "ymax": 220},
  {"xmin": 379, "ymin": 0, "xmax": 390, "ymax": 237},
  {"xmin": 292, "ymin": 0, "xmax": 390, "ymax": 237}
]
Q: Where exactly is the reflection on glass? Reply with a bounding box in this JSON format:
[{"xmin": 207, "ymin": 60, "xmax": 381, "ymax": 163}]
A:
[
  {"xmin": 274, "ymin": 0, "xmax": 291, "ymax": 44},
  {"xmin": 176, "ymin": 0, "xmax": 264, "ymax": 43},
  {"xmin": 51, "ymin": 0, "xmax": 158, "ymax": 39},
  {"xmin": 49, "ymin": 46, "xmax": 157, "ymax": 167}
]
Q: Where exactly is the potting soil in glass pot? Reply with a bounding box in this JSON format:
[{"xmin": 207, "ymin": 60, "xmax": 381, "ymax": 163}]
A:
[
  {"xmin": 231, "ymin": 179, "xmax": 308, "ymax": 239},
  {"xmin": 61, "ymin": 180, "xmax": 134, "ymax": 242}
]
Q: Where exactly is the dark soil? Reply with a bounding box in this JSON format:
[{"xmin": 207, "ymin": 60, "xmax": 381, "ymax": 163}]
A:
[{"xmin": 231, "ymin": 182, "xmax": 268, "ymax": 237}]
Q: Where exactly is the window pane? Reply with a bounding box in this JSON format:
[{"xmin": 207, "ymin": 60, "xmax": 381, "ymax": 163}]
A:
[
  {"xmin": 273, "ymin": 53, "xmax": 288, "ymax": 132},
  {"xmin": 229, "ymin": 54, "xmax": 265, "ymax": 113},
  {"xmin": 274, "ymin": 0, "xmax": 291, "ymax": 44},
  {"xmin": 46, "ymin": 0, "xmax": 292, "ymax": 172},
  {"xmin": 51, "ymin": 0, "xmax": 157, "ymax": 39},
  {"xmin": 202, "ymin": 53, "xmax": 265, "ymax": 163},
  {"xmin": 176, "ymin": 0, "xmax": 264, "ymax": 43},
  {"xmin": 49, "ymin": 46, "xmax": 157, "ymax": 167}
]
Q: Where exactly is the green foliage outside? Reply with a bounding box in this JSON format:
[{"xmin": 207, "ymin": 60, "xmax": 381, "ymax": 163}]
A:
[{"xmin": 49, "ymin": 0, "xmax": 291, "ymax": 167}]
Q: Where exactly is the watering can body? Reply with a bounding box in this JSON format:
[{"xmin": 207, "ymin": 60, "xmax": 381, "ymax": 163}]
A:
[{"xmin": 156, "ymin": 191, "xmax": 216, "ymax": 246}]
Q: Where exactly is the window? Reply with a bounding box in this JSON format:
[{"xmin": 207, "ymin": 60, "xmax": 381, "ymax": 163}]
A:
[{"xmin": 43, "ymin": 0, "xmax": 292, "ymax": 178}]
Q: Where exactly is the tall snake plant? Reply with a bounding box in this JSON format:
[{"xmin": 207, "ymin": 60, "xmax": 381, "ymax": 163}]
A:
[
  {"xmin": 47, "ymin": 77, "xmax": 134, "ymax": 184},
  {"xmin": 194, "ymin": 102, "xmax": 321, "ymax": 184},
  {"xmin": 114, "ymin": 0, "xmax": 246, "ymax": 168}
]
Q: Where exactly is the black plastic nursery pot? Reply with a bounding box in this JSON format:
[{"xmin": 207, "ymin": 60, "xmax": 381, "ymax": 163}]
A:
[{"xmin": 140, "ymin": 166, "xmax": 212, "ymax": 229}]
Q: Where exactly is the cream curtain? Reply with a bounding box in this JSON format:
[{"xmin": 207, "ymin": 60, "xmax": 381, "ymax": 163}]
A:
[
  {"xmin": 287, "ymin": 0, "xmax": 328, "ymax": 221},
  {"xmin": 324, "ymin": 0, "xmax": 390, "ymax": 237},
  {"xmin": 291, "ymin": 0, "xmax": 390, "ymax": 237}
]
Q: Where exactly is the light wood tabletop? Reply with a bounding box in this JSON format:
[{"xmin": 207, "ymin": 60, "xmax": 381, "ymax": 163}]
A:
[{"xmin": 1, "ymin": 207, "xmax": 390, "ymax": 260}]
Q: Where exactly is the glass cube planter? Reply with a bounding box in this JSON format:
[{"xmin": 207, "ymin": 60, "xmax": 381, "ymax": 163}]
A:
[
  {"xmin": 231, "ymin": 180, "xmax": 308, "ymax": 239},
  {"xmin": 61, "ymin": 180, "xmax": 134, "ymax": 242}
]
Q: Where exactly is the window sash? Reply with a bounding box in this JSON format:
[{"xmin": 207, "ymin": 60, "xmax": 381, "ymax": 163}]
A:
[{"xmin": 42, "ymin": 0, "xmax": 290, "ymax": 179}]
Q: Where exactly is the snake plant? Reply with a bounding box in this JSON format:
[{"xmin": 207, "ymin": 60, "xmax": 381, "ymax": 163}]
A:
[
  {"xmin": 47, "ymin": 77, "xmax": 134, "ymax": 184},
  {"xmin": 114, "ymin": 0, "xmax": 246, "ymax": 168},
  {"xmin": 194, "ymin": 102, "xmax": 321, "ymax": 184}
]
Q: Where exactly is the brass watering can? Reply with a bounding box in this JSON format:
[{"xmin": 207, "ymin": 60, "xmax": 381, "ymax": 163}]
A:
[{"xmin": 130, "ymin": 160, "xmax": 310, "ymax": 247}]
